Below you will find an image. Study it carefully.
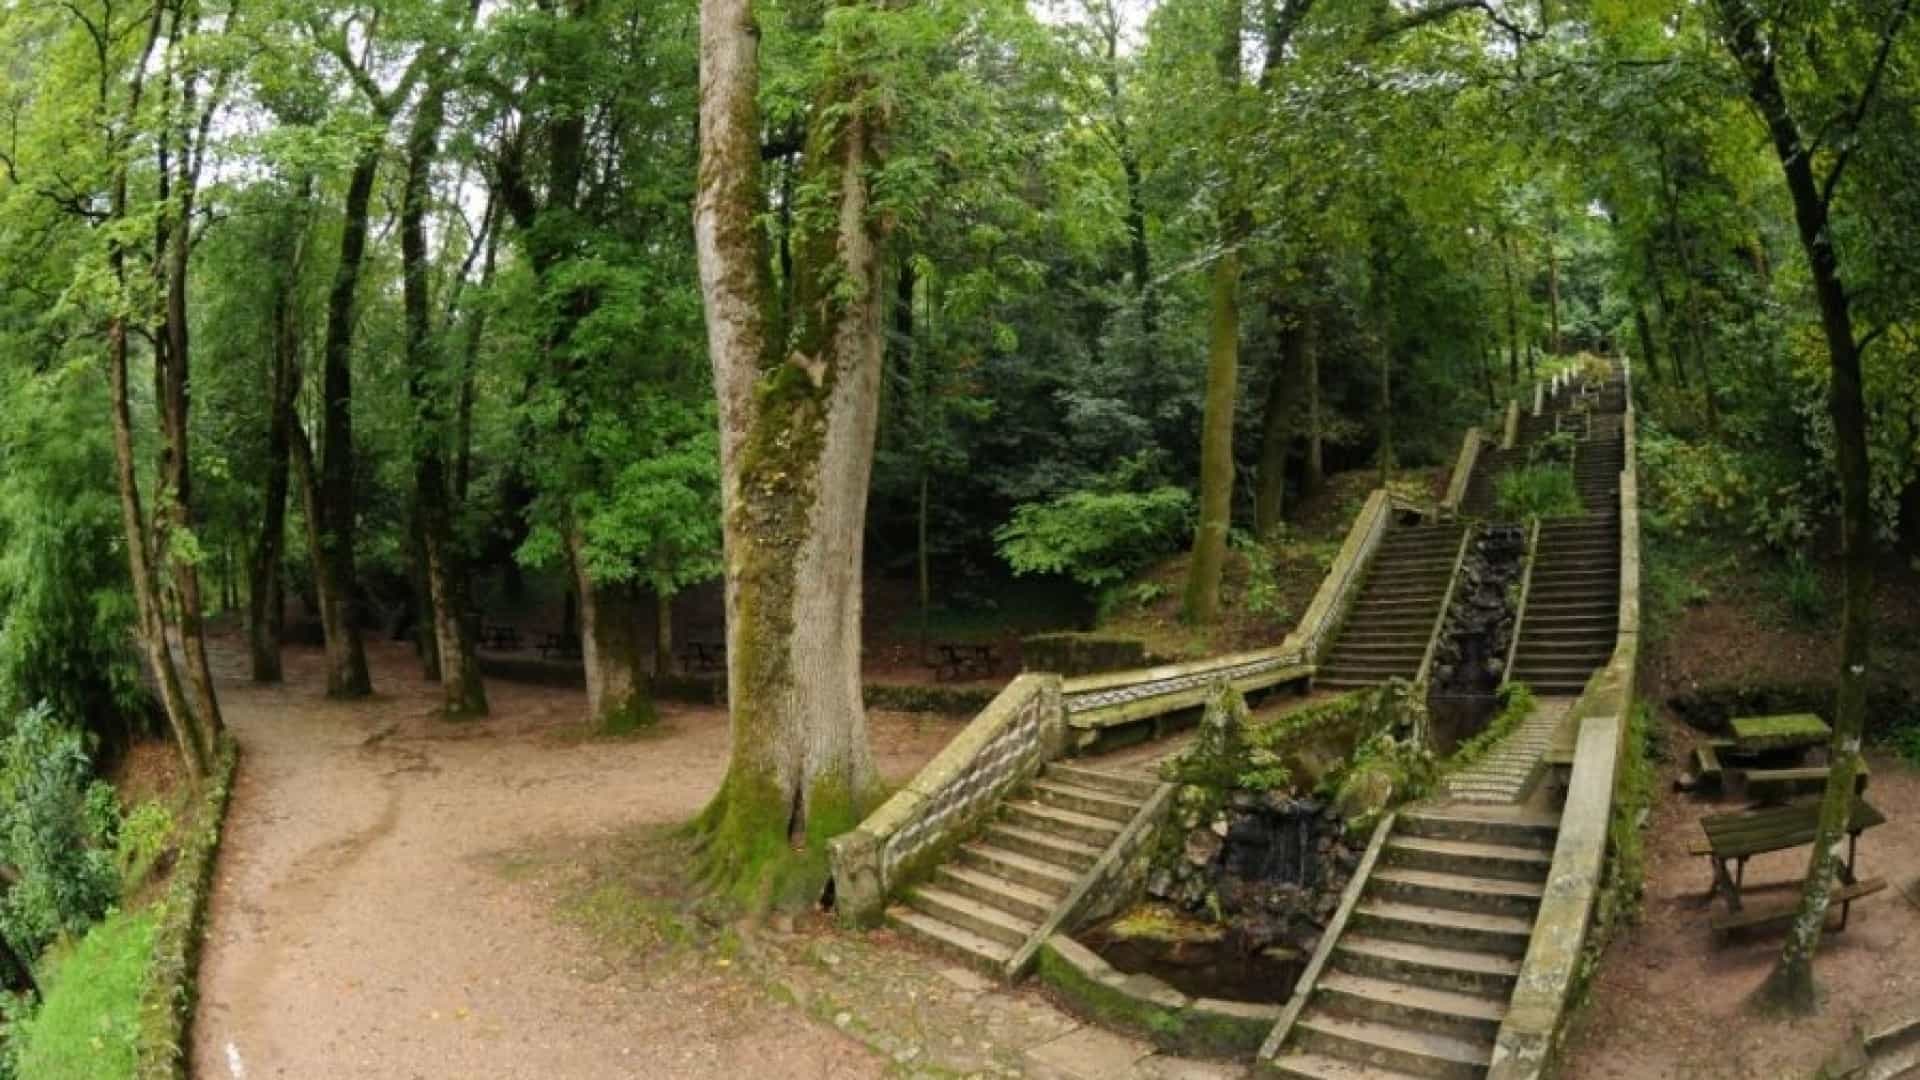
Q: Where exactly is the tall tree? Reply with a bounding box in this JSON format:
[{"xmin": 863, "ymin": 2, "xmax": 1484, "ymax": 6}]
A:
[
  {"xmin": 1713, "ymin": 0, "xmax": 1913, "ymax": 1014},
  {"xmin": 692, "ymin": 0, "xmax": 904, "ymax": 904}
]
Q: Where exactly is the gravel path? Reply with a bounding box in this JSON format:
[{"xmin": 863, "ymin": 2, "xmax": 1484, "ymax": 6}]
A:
[{"xmin": 191, "ymin": 639, "xmax": 951, "ymax": 1080}]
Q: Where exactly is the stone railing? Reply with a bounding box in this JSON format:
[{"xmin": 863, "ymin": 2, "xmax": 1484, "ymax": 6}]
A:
[
  {"xmin": 1005, "ymin": 781, "xmax": 1175, "ymax": 977},
  {"xmin": 1062, "ymin": 649, "xmax": 1308, "ymax": 736},
  {"xmin": 1489, "ymin": 361, "xmax": 1639, "ymax": 1079},
  {"xmin": 830, "ymin": 673, "xmax": 1066, "ymax": 925},
  {"xmin": 1291, "ymin": 488, "xmax": 1393, "ymax": 667},
  {"xmin": 1442, "ymin": 427, "xmax": 1485, "ymax": 513}
]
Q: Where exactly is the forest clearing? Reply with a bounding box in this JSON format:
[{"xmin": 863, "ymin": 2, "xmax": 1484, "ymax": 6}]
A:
[{"xmin": 3, "ymin": 0, "xmax": 1919, "ymax": 1078}]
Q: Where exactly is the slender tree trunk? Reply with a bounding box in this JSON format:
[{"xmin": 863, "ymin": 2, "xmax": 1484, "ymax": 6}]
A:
[
  {"xmin": 693, "ymin": 0, "xmax": 887, "ymax": 906},
  {"xmin": 402, "ymin": 68, "xmax": 486, "ymax": 717},
  {"xmin": 1255, "ymin": 313, "xmax": 1304, "ymax": 538},
  {"xmin": 1501, "ymin": 230, "xmax": 1521, "ymax": 387},
  {"xmin": 314, "ymin": 147, "xmax": 380, "ymax": 698},
  {"xmin": 1301, "ymin": 308, "xmax": 1324, "ymax": 496},
  {"xmin": 1546, "ymin": 209, "xmax": 1562, "ymax": 356},
  {"xmin": 250, "ymin": 226, "xmax": 304, "ymax": 683},
  {"xmin": 1633, "ymin": 304, "xmax": 1660, "ymax": 384},
  {"xmin": 1716, "ymin": 0, "xmax": 1902, "ymax": 1013}
]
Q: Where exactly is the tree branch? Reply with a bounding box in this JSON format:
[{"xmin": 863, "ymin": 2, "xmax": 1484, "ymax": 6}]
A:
[
  {"xmin": 1368, "ymin": 0, "xmax": 1542, "ymax": 44},
  {"xmin": 1817, "ymin": 0, "xmax": 1914, "ymax": 209}
]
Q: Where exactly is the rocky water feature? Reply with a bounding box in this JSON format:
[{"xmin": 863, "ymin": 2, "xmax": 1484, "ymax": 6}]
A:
[
  {"xmin": 1428, "ymin": 522, "xmax": 1527, "ymax": 753},
  {"xmin": 1091, "ymin": 684, "xmax": 1368, "ymax": 1002}
]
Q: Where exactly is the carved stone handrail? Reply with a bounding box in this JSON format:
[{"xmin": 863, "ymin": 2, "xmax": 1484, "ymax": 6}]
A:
[
  {"xmin": 1443, "ymin": 427, "xmax": 1485, "ymax": 514},
  {"xmin": 1415, "ymin": 524, "xmax": 1477, "ymax": 688},
  {"xmin": 1489, "ymin": 359, "xmax": 1638, "ymax": 1079},
  {"xmin": 1291, "ymin": 488, "xmax": 1393, "ymax": 668},
  {"xmin": 829, "ymin": 674, "xmax": 1065, "ymax": 926},
  {"xmin": 1501, "ymin": 518, "xmax": 1543, "ymax": 688}
]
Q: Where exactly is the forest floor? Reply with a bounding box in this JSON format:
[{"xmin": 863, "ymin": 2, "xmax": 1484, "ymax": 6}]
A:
[
  {"xmin": 1559, "ymin": 539, "xmax": 1920, "ymax": 1078},
  {"xmin": 192, "ymin": 636, "xmax": 1245, "ymax": 1079}
]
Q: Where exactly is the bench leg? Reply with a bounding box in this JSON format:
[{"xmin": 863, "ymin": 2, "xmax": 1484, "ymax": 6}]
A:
[{"xmin": 1711, "ymin": 858, "xmax": 1742, "ymax": 913}]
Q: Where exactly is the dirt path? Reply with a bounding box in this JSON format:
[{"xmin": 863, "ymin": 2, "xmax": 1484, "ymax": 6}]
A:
[{"xmin": 192, "ymin": 640, "xmax": 956, "ymax": 1080}]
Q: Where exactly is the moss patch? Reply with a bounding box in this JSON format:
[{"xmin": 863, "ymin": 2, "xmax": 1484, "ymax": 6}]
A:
[{"xmin": 689, "ymin": 768, "xmax": 877, "ymax": 916}]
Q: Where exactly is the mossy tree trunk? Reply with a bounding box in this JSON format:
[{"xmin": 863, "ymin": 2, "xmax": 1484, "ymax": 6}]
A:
[
  {"xmin": 1715, "ymin": 0, "xmax": 1906, "ymax": 1015},
  {"xmin": 249, "ymin": 188, "xmax": 309, "ymax": 684},
  {"xmin": 693, "ymin": 0, "xmax": 888, "ymax": 909},
  {"xmin": 569, "ymin": 532, "xmax": 654, "ymax": 735}
]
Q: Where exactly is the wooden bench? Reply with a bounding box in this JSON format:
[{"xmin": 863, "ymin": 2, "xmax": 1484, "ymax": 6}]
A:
[
  {"xmin": 677, "ymin": 641, "xmax": 725, "ymax": 673},
  {"xmin": 480, "ymin": 623, "xmax": 522, "ymax": 651},
  {"xmin": 1709, "ymin": 877, "xmax": 1887, "ymax": 940},
  {"xmin": 539, "ymin": 631, "xmax": 582, "ymax": 660},
  {"xmin": 932, "ymin": 642, "xmax": 996, "ymax": 682},
  {"xmin": 1743, "ymin": 763, "xmax": 1869, "ymax": 806},
  {"xmin": 1691, "ymin": 798, "xmax": 1886, "ymax": 915}
]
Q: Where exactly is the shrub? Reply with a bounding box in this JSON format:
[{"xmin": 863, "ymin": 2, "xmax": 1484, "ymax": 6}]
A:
[
  {"xmin": 1777, "ymin": 554, "xmax": 1826, "ymax": 629},
  {"xmin": 1894, "ymin": 723, "xmax": 1920, "ymax": 768},
  {"xmin": 0, "ymin": 705, "xmax": 120, "ymax": 964},
  {"xmin": 1231, "ymin": 532, "xmax": 1290, "ymax": 622},
  {"xmin": 1496, "ymin": 465, "xmax": 1583, "ymax": 520},
  {"xmin": 995, "ymin": 486, "xmax": 1192, "ymax": 589}
]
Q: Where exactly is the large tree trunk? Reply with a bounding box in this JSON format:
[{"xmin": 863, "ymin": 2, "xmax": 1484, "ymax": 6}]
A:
[
  {"xmin": 402, "ymin": 69, "xmax": 486, "ymax": 717},
  {"xmin": 693, "ymin": 0, "xmax": 886, "ymax": 908},
  {"xmin": 655, "ymin": 589, "xmax": 675, "ymax": 678},
  {"xmin": 1183, "ymin": 238, "xmax": 1241, "ymax": 622},
  {"xmin": 1717, "ymin": 0, "xmax": 1898, "ymax": 1014},
  {"xmin": 313, "ymin": 147, "xmax": 380, "ymax": 698}
]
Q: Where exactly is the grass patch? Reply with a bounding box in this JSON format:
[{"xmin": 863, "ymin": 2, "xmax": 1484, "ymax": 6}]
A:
[{"xmin": 8, "ymin": 909, "xmax": 157, "ymax": 1080}]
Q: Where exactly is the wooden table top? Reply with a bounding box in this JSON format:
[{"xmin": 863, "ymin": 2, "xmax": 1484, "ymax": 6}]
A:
[
  {"xmin": 1730, "ymin": 712, "xmax": 1831, "ymax": 752},
  {"xmin": 1699, "ymin": 797, "xmax": 1885, "ymax": 860}
]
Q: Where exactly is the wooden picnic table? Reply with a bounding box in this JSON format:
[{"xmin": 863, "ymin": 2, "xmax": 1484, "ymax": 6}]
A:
[
  {"xmin": 480, "ymin": 623, "xmax": 522, "ymax": 651},
  {"xmin": 932, "ymin": 642, "xmax": 996, "ymax": 682},
  {"xmin": 1729, "ymin": 712, "xmax": 1831, "ymax": 754},
  {"xmin": 1691, "ymin": 797, "xmax": 1886, "ymax": 917}
]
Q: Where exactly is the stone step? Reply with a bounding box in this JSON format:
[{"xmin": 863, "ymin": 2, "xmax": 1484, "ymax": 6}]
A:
[
  {"xmin": 1268, "ymin": 1049, "xmax": 1427, "ymax": 1080},
  {"xmin": 1510, "ymin": 663, "xmax": 1605, "ymax": 684},
  {"xmin": 1319, "ymin": 664, "xmax": 1419, "ymax": 683},
  {"xmin": 1315, "ymin": 971, "xmax": 1507, "ymax": 1042},
  {"xmin": 1030, "ymin": 778, "xmax": 1139, "ymax": 823},
  {"xmin": 1528, "ymin": 568, "xmax": 1618, "ymax": 583},
  {"xmin": 980, "ymin": 822, "xmax": 1102, "ymax": 872},
  {"xmin": 1866, "ymin": 1038, "xmax": 1920, "ymax": 1080},
  {"xmin": 1317, "ymin": 675, "xmax": 1393, "ymax": 690},
  {"xmin": 1383, "ymin": 835, "xmax": 1552, "ymax": 882},
  {"xmin": 904, "ymin": 884, "xmax": 1037, "ymax": 948},
  {"xmin": 1397, "ymin": 807, "xmax": 1560, "ymax": 850},
  {"xmin": 1515, "ymin": 627, "xmax": 1615, "ymax": 644},
  {"xmin": 1522, "ymin": 613, "xmax": 1616, "ymax": 629},
  {"xmin": 1338, "ymin": 632, "xmax": 1434, "ymax": 647},
  {"xmin": 1351, "ymin": 899, "xmax": 1534, "ymax": 956},
  {"xmin": 1368, "ymin": 867, "xmax": 1545, "ymax": 918},
  {"xmin": 1352, "ymin": 598, "xmax": 1446, "ymax": 612},
  {"xmin": 1292, "ymin": 1009, "xmax": 1493, "ymax": 1079},
  {"xmin": 1342, "ymin": 613, "xmax": 1440, "ymax": 630},
  {"xmin": 1514, "ymin": 643, "xmax": 1612, "ymax": 662},
  {"xmin": 886, "ymin": 905, "xmax": 1014, "ymax": 972},
  {"xmin": 933, "ymin": 863, "xmax": 1059, "ymax": 923},
  {"xmin": 1044, "ymin": 762, "xmax": 1159, "ymax": 801},
  {"xmin": 1000, "ymin": 800, "xmax": 1123, "ymax": 848},
  {"xmin": 1520, "ymin": 601, "xmax": 1617, "ymax": 617},
  {"xmin": 953, "ymin": 842, "xmax": 1079, "ymax": 895}
]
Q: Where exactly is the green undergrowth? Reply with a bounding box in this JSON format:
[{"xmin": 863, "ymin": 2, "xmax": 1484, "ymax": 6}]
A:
[
  {"xmin": 1445, "ymin": 683, "xmax": 1537, "ymax": 771},
  {"xmin": 5, "ymin": 909, "xmax": 156, "ymax": 1080},
  {"xmin": 1496, "ymin": 465, "xmax": 1583, "ymax": 521}
]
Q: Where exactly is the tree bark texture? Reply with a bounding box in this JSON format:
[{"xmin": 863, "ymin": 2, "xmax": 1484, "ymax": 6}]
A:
[
  {"xmin": 1255, "ymin": 310, "xmax": 1306, "ymax": 539},
  {"xmin": 693, "ymin": 0, "xmax": 887, "ymax": 907},
  {"xmin": 248, "ymin": 221, "xmax": 305, "ymax": 683},
  {"xmin": 568, "ymin": 532, "xmax": 654, "ymax": 733}
]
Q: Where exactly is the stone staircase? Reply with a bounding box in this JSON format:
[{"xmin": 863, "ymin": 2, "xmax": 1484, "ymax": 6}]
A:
[
  {"xmin": 1508, "ymin": 515, "xmax": 1620, "ymax": 696},
  {"xmin": 885, "ymin": 762, "xmax": 1157, "ymax": 972},
  {"xmin": 1442, "ymin": 698, "xmax": 1575, "ymax": 804},
  {"xmin": 1268, "ymin": 805, "xmax": 1558, "ymax": 1080},
  {"xmin": 1317, "ymin": 524, "xmax": 1467, "ymax": 691},
  {"xmin": 1860, "ymin": 1010, "xmax": 1920, "ymax": 1079},
  {"xmin": 1457, "ymin": 446, "xmax": 1524, "ymax": 519},
  {"xmin": 1572, "ymin": 432, "xmax": 1624, "ymax": 515}
]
